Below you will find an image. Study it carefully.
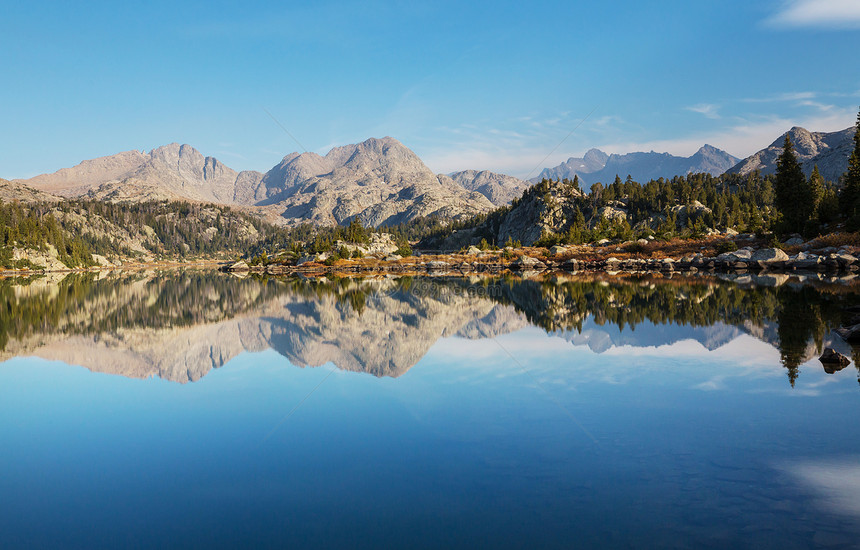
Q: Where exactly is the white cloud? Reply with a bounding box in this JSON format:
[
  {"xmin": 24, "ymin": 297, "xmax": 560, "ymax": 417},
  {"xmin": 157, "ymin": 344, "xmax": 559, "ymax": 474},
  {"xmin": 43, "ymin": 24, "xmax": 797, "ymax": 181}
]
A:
[
  {"xmin": 767, "ymin": 0, "xmax": 860, "ymax": 29},
  {"xmin": 685, "ymin": 103, "xmax": 721, "ymax": 119}
]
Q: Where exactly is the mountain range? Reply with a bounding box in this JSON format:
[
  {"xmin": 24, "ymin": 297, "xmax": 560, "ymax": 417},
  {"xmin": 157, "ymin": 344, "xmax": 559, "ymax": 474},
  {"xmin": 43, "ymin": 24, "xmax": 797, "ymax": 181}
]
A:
[
  {"xmin": 726, "ymin": 126, "xmax": 855, "ymax": 183},
  {"xmin": 15, "ymin": 138, "xmax": 497, "ymax": 227},
  {"xmin": 534, "ymin": 145, "xmax": 740, "ymax": 186},
  {"xmin": 9, "ymin": 122, "xmax": 857, "ymax": 228}
]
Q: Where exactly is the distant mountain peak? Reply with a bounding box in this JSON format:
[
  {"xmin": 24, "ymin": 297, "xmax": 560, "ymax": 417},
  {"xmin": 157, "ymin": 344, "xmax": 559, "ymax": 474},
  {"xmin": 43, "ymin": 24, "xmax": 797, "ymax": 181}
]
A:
[
  {"xmin": 536, "ymin": 144, "xmax": 737, "ymax": 185},
  {"xmin": 728, "ymin": 125, "xmax": 854, "ymax": 182},
  {"xmin": 449, "ymin": 169, "xmax": 530, "ymax": 206}
]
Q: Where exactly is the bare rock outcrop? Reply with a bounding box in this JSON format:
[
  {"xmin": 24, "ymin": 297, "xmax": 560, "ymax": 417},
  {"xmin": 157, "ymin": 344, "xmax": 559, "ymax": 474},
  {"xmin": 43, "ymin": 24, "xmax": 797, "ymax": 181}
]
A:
[{"xmin": 497, "ymin": 179, "xmax": 585, "ymax": 246}]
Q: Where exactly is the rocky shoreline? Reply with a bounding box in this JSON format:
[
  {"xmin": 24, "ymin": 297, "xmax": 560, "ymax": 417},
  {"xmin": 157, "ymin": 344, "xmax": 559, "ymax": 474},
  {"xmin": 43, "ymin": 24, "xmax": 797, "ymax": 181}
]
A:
[
  {"xmin": 223, "ymin": 242, "xmax": 860, "ymax": 279},
  {"xmin": 6, "ymin": 236, "xmax": 860, "ymax": 281},
  {"xmin": 0, "ymin": 259, "xmax": 227, "ymax": 277}
]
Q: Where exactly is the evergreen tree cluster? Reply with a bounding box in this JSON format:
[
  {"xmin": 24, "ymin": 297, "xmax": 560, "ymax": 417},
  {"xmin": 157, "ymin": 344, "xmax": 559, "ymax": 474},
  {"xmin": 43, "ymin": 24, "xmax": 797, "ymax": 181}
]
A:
[
  {"xmin": 0, "ymin": 200, "xmax": 95, "ymax": 268},
  {"xmin": 0, "ymin": 199, "xmax": 296, "ymax": 268},
  {"xmin": 839, "ymin": 108, "xmax": 860, "ymax": 228}
]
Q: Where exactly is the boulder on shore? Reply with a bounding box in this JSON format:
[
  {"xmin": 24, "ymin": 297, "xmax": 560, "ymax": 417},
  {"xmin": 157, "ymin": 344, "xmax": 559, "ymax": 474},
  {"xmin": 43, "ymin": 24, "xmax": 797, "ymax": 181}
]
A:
[
  {"xmin": 511, "ymin": 255, "xmax": 546, "ymax": 270},
  {"xmin": 226, "ymin": 260, "xmax": 249, "ymax": 272},
  {"xmin": 751, "ymin": 248, "xmax": 789, "ymax": 263}
]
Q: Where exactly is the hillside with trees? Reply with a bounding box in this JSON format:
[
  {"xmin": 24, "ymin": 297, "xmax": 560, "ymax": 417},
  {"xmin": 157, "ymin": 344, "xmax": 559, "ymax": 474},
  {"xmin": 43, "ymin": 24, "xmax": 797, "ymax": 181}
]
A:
[
  {"xmin": 418, "ymin": 109, "xmax": 859, "ymax": 250},
  {"xmin": 0, "ymin": 199, "xmax": 295, "ymax": 269}
]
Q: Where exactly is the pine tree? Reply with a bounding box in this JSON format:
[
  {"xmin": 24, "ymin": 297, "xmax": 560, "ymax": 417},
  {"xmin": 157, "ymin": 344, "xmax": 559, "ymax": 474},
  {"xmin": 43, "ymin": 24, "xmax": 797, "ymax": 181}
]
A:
[
  {"xmin": 774, "ymin": 134, "xmax": 810, "ymax": 231},
  {"xmin": 808, "ymin": 165, "xmax": 824, "ymax": 220},
  {"xmin": 842, "ymin": 107, "xmax": 860, "ymax": 226}
]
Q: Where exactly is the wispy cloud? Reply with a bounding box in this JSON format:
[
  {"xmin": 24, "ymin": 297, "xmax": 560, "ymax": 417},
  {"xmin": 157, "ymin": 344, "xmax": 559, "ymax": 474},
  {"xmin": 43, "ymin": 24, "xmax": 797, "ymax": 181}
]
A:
[
  {"xmin": 685, "ymin": 103, "xmax": 721, "ymax": 119},
  {"xmin": 797, "ymin": 99, "xmax": 838, "ymax": 111},
  {"xmin": 741, "ymin": 91, "xmax": 817, "ymax": 103},
  {"xmin": 418, "ymin": 110, "xmax": 595, "ymax": 178},
  {"xmin": 599, "ymin": 108, "xmax": 856, "ymax": 159},
  {"xmin": 766, "ymin": 0, "xmax": 860, "ymax": 29}
]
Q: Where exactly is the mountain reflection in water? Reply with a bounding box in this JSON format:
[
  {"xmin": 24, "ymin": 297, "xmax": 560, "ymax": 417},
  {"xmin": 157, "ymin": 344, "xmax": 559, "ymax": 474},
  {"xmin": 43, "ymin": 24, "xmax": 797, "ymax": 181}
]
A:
[{"xmin": 2, "ymin": 270, "xmax": 860, "ymax": 387}]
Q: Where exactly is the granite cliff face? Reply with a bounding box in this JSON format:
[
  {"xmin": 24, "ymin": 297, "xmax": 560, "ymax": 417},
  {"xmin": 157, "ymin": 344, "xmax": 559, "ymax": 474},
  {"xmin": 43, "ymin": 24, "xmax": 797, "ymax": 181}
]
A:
[
  {"xmin": 256, "ymin": 137, "xmax": 494, "ymax": 226},
  {"xmin": 128, "ymin": 143, "xmax": 264, "ymax": 204},
  {"xmin": 496, "ymin": 180, "xmax": 585, "ymax": 246},
  {"xmin": 448, "ymin": 169, "xmax": 530, "ymax": 206},
  {"xmin": 727, "ymin": 126, "xmax": 854, "ymax": 183}
]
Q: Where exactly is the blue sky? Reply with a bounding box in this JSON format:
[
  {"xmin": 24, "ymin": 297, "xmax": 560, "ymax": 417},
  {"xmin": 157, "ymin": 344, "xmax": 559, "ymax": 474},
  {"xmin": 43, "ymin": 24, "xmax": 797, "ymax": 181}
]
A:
[{"xmin": 1, "ymin": 0, "xmax": 859, "ymax": 180}]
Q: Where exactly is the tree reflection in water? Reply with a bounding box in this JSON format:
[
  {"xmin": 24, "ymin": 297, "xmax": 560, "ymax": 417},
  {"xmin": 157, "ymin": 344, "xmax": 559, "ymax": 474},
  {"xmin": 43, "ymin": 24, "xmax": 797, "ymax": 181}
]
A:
[{"xmin": 2, "ymin": 271, "xmax": 860, "ymax": 387}]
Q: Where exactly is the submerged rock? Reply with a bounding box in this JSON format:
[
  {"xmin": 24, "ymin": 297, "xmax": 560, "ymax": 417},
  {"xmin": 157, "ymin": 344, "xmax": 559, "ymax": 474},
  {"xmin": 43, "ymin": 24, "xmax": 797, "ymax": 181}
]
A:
[{"xmin": 819, "ymin": 348, "xmax": 851, "ymax": 374}]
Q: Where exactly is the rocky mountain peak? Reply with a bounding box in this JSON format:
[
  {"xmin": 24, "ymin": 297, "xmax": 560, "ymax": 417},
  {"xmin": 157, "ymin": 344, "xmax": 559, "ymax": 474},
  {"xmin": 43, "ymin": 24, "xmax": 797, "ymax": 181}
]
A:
[
  {"xmin": 256, "ymin": 137, "xmax": 493, "ymax": 226},
  {"xmin": 697, "ymin": 144, "xmax": 721, "ymax": 155},
  {"xmin": 583, "ymin": 148, "xmax": 610, "ymax": 166},
  {"xmin": 449, "ymin": 169, "xmax": 530, "ymax": 206},
  {"xmin": 728, "ymin": 125, "xmax": 854, "ymax": 182}
]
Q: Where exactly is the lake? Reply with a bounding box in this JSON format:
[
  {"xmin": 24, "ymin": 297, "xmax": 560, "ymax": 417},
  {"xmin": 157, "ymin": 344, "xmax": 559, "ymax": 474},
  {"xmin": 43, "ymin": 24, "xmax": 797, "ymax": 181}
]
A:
[{"xmin": 2, "ymin": 270, "xmax": 860, "ymax": 549}]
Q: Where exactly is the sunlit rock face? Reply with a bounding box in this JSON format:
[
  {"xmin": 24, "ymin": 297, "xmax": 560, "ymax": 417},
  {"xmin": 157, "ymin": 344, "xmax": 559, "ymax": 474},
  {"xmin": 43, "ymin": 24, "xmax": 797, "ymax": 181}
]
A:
[{"xmin": 257, "ymin": 137, "xmax": 494, "ymax": 227}]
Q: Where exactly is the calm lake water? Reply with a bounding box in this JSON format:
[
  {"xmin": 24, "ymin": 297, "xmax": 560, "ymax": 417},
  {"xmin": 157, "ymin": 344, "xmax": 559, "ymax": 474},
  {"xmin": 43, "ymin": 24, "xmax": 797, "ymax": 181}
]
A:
[{"xmin": 2, "ymin": 271, "xmax": 860, "ymax": 549}]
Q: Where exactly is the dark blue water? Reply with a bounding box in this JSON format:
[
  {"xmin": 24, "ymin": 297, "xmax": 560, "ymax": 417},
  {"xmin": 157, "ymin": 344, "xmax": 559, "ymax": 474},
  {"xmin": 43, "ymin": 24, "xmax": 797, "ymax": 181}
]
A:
[{"xmin": 2, "ymin": 272, "xmax": 860, "ymax": 549}]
